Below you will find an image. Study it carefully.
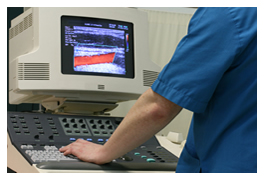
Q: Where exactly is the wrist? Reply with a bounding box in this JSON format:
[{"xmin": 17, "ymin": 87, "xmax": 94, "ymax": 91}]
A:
[{"xmin": 94, "ymin": 145, "xmax": 114, "ymax": 164}]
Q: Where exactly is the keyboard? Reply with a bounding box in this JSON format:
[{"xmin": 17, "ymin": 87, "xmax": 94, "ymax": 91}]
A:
[
  {"xmin": 23, "ymin": 145, "xmax": 77, "ymax": 163},
  {"xmin": 7, "ymin": 111, "xmax": 178, "ymax": 171}
]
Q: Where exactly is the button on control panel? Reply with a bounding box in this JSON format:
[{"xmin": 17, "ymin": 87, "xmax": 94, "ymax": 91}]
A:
[
  {"xmin": 59, "ymin": 117, "xmax": 92, "ymax": 136},
  {"xmin": 59, "ymin": 116, "xmax": 118, "ymax": 138},
  {"xmin": 87, "ymin": 118, "xmax": 115, "ymax": 136}
]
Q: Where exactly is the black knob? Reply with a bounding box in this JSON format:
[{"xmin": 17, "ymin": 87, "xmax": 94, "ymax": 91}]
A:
[
  {"xmin": 105, "ymin": 120, "xmax": 110, "ymax": 124},
  {"xmin": 115, "ymin": 120, "xmax": 121, "ymax": 125},
  {"xmin": 34, "ymin": 135, "xmax": 39, "ymax": 139},
  {"xmin": 35, "ymin": 121, "xmax": 41, "ymax": 124},
  {"xmin": 64, "ymin": 123, "xmax": 70, "ymax": 128},
  {"xmin": 121, "ymin": 155, "xmax": 133, "ymax": 161},
  {"xmin": 49, "ymin": 135, "xmax": 54, "ymax": 140},
  {"xmin": 73, "ymin": 124, "xmax": 78, "ymax": 128},
  {"xmin": 22, "ymin": 125, "xmax": 28, "ymax": 129},
  {"xmin": 37, "ymin": 126, "xmax": 43, "ymax": 129},
  {"xmin": 13, "ymin": 125, "xmax": 19, "ymax": 128}
]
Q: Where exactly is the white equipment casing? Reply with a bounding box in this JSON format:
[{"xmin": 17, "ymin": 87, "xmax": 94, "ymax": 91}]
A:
[{"xmin": 9, "ymin": 7, "xmax": 160, "ymax": 110}]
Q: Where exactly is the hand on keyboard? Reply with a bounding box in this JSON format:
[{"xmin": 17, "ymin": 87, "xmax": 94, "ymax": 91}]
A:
[{"xmin": 59, "ymin": 138, "xmax": 111, "ymax": 165}]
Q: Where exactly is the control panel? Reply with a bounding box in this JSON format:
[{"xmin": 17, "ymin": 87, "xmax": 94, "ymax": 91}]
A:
[{"xmin": 7, "ymin": 111, "xmax": 178, "ymax": 171}]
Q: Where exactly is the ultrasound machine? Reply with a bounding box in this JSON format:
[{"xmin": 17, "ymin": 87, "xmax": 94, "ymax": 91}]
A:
[{"xmin": 7, "ymin": 7, "xmax": 179, "ymax": 173}]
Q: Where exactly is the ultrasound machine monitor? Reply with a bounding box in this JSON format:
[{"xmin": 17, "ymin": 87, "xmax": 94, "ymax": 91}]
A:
[
  {"xmin": 9, "ymin": 7, "xmax": 160, "ymax": 113},
  {"xmin": 8, "ymin": 7, "xmax": 179, "ymax": 173}
]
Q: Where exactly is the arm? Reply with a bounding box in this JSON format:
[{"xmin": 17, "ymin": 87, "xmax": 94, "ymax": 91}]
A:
[{"xmin": 59, "ymin": 88, "xmax": 182, "ymax": 164}]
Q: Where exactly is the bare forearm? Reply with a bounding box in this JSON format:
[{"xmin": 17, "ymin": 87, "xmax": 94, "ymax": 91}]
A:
[
  {"xmin": 60, "ymin": 88, "xmax": 182, "ymax": 164},
  {"xmin": 99, "ymin": 88, "xmax": 182, "ymax": 163}
]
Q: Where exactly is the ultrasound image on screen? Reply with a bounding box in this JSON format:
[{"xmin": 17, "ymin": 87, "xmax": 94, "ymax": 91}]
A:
[
  {"xmin": 65, "ymin": 26, "xmax": 126, "ymax": 75},
  {"xmin": 61, "ymin": 16, "xmax": 134, "ymax": 78}
]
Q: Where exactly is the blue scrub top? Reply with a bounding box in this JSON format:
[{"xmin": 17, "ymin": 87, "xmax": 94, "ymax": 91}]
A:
[{"xmin": 151, "ymin": 7, "xmax": 257, "ymax": 173}]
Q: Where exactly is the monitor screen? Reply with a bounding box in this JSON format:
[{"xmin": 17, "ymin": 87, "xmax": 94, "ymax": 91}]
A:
[{"xmin": 61, "ymin": 16, "xmax": 134, "ymax": 78}]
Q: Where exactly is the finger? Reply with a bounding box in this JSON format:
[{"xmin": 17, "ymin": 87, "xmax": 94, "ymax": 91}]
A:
[
  {"xmin": 59, "ymin": 145, "xmax": 69, "ymax": 152},
  {"xmin": 63, "ymin": 148, "xmax": 73, "ymax": 156},
  {"xmin": 59, "ymin": 143, "xmax": 72, "ymax": 152},
  {"xmin": 59, "ymin": 146, "xmax": 66, "ymax": 152},
  {"xmin": 60, "ymin": 142, "xmax": 81, "ymax": 154},
  {"xmin": 59, "ymin": 139, "xmax": 88, "ymax": 153}
]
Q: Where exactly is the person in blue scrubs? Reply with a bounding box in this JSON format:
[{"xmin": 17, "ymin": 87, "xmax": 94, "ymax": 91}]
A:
[
  {"xmin": 60, "ymin": 7, "xmax": 257, "ymax": 173},
  {"xmin": 152, "ymin": 7, "xmax": 257, "ymax": 173}
]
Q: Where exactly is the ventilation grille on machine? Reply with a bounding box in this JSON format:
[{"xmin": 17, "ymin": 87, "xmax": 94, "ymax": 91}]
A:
[
  {"xmin": 18, "ymin": 63, "xmax": 50, "ymax": 80},
  {"xmin": 143, "ymin": 70, "xmax": 159, "ymax": 87},
  {"xmin": 9, "ymin": 13, "xmax": 33, "ymax": 40}
]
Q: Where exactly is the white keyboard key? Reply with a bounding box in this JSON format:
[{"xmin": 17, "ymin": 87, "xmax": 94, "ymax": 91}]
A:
[
  {"xmin": 27, "ymin": 145, "xmax": 34, "ymax": 149},
  {"xmin": 21, "ymin": 145, "xmax": 27, "ymax": 149}
]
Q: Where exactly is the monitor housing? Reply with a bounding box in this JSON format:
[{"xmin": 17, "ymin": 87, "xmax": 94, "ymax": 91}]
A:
[{"xmin": 9, "ymin": 7, "xmax": 160, "ymax": 114}]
